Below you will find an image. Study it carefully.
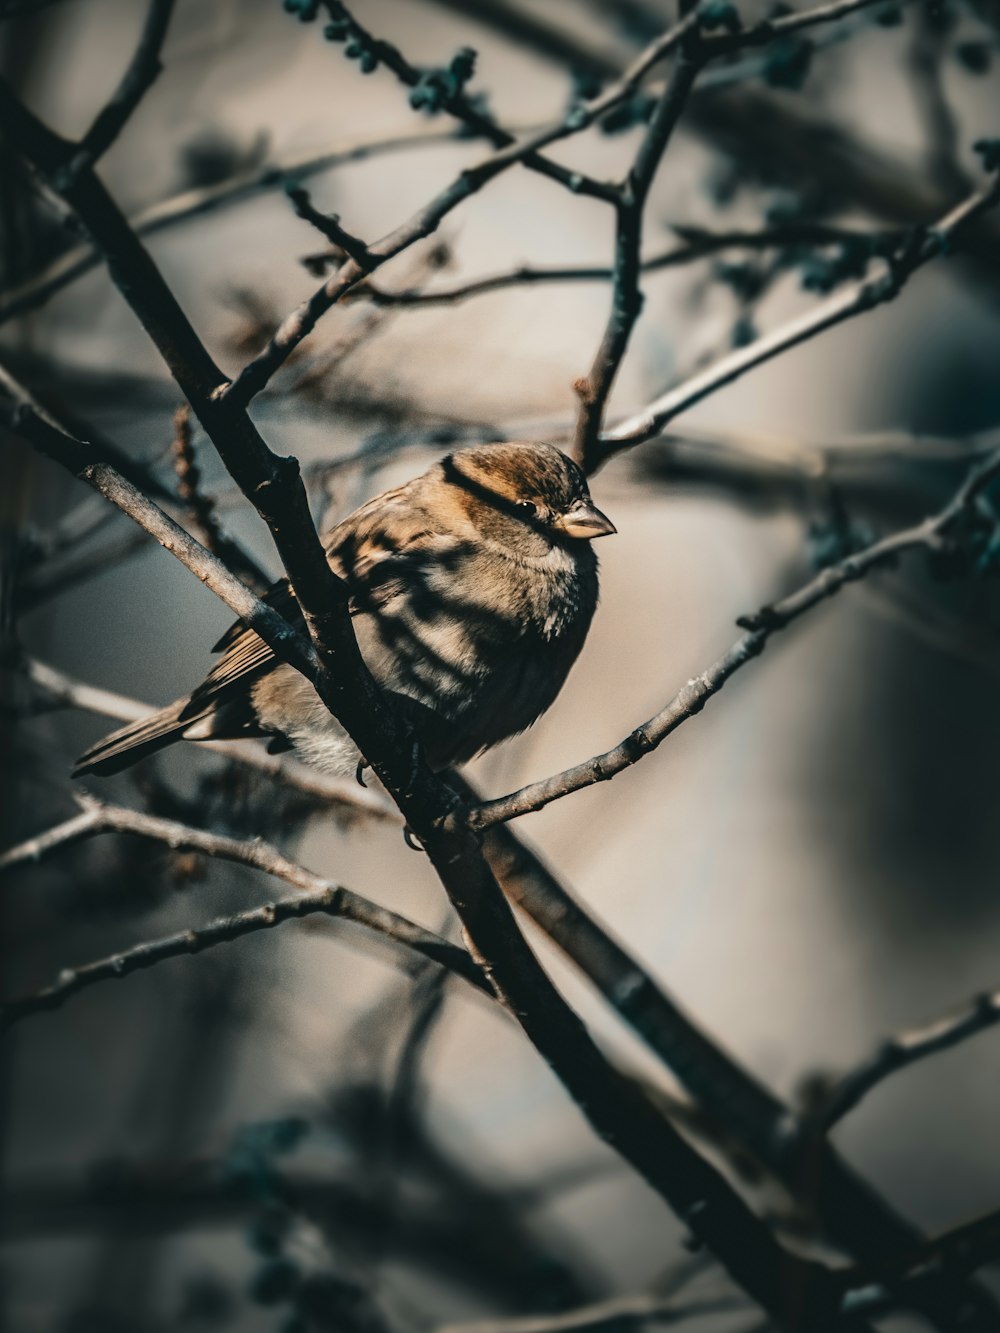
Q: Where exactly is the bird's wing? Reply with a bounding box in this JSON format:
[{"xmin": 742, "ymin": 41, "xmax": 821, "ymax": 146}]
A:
[{"xmin": 181, "ymin": 483, "xmax": 440, "ymax": 716}]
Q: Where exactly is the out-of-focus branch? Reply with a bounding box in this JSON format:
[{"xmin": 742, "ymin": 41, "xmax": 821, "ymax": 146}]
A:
[
  {"xmin": 0, "ymin": 77, "xmax": 358, "ymax": 659},
  {"xmin": 894, "ymin": 1209, "xmax": 1000, "ymax": 1288},
  {"xmin": 66, "ymin": 0, "xmax": 176, "ymax": 179},
  {"xmin": 471, "ymin": 780, "xmax": 1000, "ymax": 1332},
  {"xmin": 226, "ymin": 11, "xmax": 702, "ymax": 407},
  {"xmin": 14, "ymin": 439, "xmax": 849, "ymax": 1320},
  {"xmin": 349, "ymin": 223, "xmax": 902, "ymax": 307},
  {"xmin": 907, "ymin": 6, "xmax": 969, "ymax": 197},
  {"xmin": 242, "ymin": 0, "xmax": 905, "ymax": 409},
  {"xmin": 436, "ymin": 1293, "xmax": 747, "ymax": 1333},
  {"xmin": 314, "ymin": 0, "xmax": 614, "ymax": 203},
  {"xmin": 23, "ymin": 658, "xmax": 993, "ymax": 1322},
  {"xmin": 460, "ymin": 445, "xmax": 1000, "ymax": 833},
  {"xmin": 169, "ymin": 404, "xmax": 271, "ymax": 594},
  {"xmin": 807, "ymin": 985, "xmax": 1000, "ymax": 1136},
  {"xmin": 0, "ymin": 125, "xmax": 470, "ymax": 326},
  {"xmin": 0, "ymin": 793, "xmax": 488, "ymax": 1019},
  {"xmin": 0, "ymin": 884, "xmax": 482, "ymax": 1031},
  {"xmin": 427, "ymin": 0, "xmax": 901, "ymax": 66},
  {"xmin": 699, "ymin": 0, "xmax": 911, "ymax": 54},
  {"xmin": 599, "ymin": 171, "xmax": 1000, "ymax": 462},
  {"xmin": 23, "ymin": 657, "xmax": 394, "ymax": 818},
  {"xmin": 2, "ymin": 405, "xmax": 319, "ymax": 680},
  {"xmin": 0, "ymin": 32, "xmax": 957, "ymax": 1327},
  {"xmin": 428, "ymin": 0, "xmax": 1000, "ymax": 280}
]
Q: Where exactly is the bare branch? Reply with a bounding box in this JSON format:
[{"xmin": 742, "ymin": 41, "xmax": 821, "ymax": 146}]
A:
[
  {"xmin": 350, "ymin": 223, "xmax": 903, "ymax": 308},
  {"xmin": 0, "ymin": 794, "xmax": 488, "ymax": 1027},
  {"xmin": 572, "ymin": 50, "xmax": 701, "ymax": 466},
  {"xmin": 461, "ymin": 446, "xmax": 1000, "ymax": 833},
  {"xmin": 169, "ymin": 404, "xmax": 271, "ymax": 594},
  {"xmin": 468, "ymin": 775, "xmax": 1000, "ymax": 1331},
  {"xmin": 0, "ymin": 124, "xmax": 470, "ymax": 326},
  {"xmin": 0, "ymin": 39, "xmax": 939, "ymax": 1326},
  {"xmin": 224, "ymin": 11, "xmax": 702, "ymax": 407},
  {"xmin": 1, "ymin": 890, "xmax": 482, "ymax": 1034},
  {"xmin": 700, "ymin": 0, "xmax": 914, "ymax": 55},
  {"xmin": 3, "ymin": 404, "xmax": 319, "ymax": 680},
  {"xmin": 23, "ymin": 657, "xmax": 394, "ymax": 819},
  {"xmin": 437, "ymin": 1293, "xmax": 748, "ymax": 1333},
  {"xmin": 598, "ymin": 171, "xmax": 1000, "ymax": 465},
  {"xmin": 313, "ymin": 0, "xmax": 615, "ymax": 203},
  {"xmin": 807, "ymin": 987, "xmax": 1000, "ymax": 1136},
  {"xmin": 285, "ymin": 182, "xmax": 374, "ymax": 269},
  {"xmin": 67, "ymin": 0, "xmax": 176, "ymax": 178}
]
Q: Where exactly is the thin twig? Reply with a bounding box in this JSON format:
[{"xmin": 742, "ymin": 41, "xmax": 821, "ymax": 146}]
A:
[
  {"xmin": 349, "ymin": 223, "xmax": 902, "ymax": 308},
  {"xmin": 232, "ymin": 0, "xmax": 930, "ymax": 409},
  {"xmin": 23, "ymin": 657, "xmax": 394, "ymax": 819},
  {"xmin": 170, "ymin": 404, "xmax": 271, "ymax": 593},
  {"xmin": 572, "ymin": 48, "xmax": 701, "ymax": 467},
  {"xmin": 437, "ymin": 1293, "xmax": 748, "ymax": 1333},
  {"xmin": 0, "ymin": 125, "xmax": 471, "ymax": 326},
  {"xmin": 66, "ymin": 0, "xmax": 176, "ymax": 178},
  {"xmin": 224, "ymin": 10, "xmax": 703, "ymax": 407},
  {"xmin": 0, "ymin": 794, "xmax": 488, "ymax": 1027},
  {"xmin": 3, "ymin": 405, "xmax": 319, "ymax": 681},
  {"xmin": 285, "ymin": 183, "xmax": 373, "ymax": 269},
  {"xmin": 314, "ymin": 0, "xmax": 614, "ymax": 203},
  {"xmin": 0, "ymin": 887, "xmax": 482, "ymax": 1032},
  {"xmin": 599, "ymin": 172, "xmax": 1000, "ymax": 465},
  {"xmin": 807, "ymin": 986, "xmax": 1000, "ymax": 1136}
]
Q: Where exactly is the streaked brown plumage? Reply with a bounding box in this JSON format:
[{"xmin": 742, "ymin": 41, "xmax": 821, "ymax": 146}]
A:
[{"xmin": 74, "ymin": 442, "xmax": 616, "ymax": 780}]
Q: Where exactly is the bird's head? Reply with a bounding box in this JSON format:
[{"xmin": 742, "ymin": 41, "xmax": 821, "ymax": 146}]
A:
[{"xmin": 438, "ymin": 442, "xmax": 616, "ymax": 547}]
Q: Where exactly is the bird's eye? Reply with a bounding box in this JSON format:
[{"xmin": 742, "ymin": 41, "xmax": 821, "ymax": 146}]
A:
[{"xmin": 517, "ymin": 500, "xmax": 538, "ymax": 517}]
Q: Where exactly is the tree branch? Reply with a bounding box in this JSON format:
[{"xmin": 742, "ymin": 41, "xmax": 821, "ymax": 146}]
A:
[
  {"xmin": 598, "ymin": 172, "xmax": 1000, "ymax": 465},
  {"xmin": 2, "ymin": 405, "xmax": 319, "ymax": 679},
  {"xmin": 223, "ymin": 10, "xmax": 703, "ymax": 407},
  {"xmin": 0, "ymin": 124, "xmax": 470, "ymax": 327},
  {"xmin": 572, "ymin": 49, "xmax": 701, "ymax": 467},
  {"xmin": 0, "ymin": 886, "xmax": 481, "ymax": 1032},
  {"xmin": 285, "ymin": 182, "xmax": 374, "ymax": 268},
  {"xmin": 807, "ymin": 985, "xmax": 1000, "ymax": 1137},
  {"xmin": 169, "ymin": 403, "xmax": 272, "ymax": 594},
  {"xmin": 347, "ymin": 223, "xmax": 902, "ymax": 308},
  {"xmin": 22, "ymin": 657, "xmax": 393, "ymax": 818},
  {"xmin": 0, "ymin": 794, "xmax": 488, "ymax": 1030},
  {"xmin": 313, "ymin": 0, "xmax": 615, "ymax": 203},
  {"xmin": 66, "ymin": 0, "xmax": 176, "ymax": 179},
  {"xmin": 461, "ymin": 446, "xmax": 1000, "ymax": 833}
]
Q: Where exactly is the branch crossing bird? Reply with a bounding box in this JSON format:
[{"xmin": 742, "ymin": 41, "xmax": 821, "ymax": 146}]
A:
[{"xmin": 74, "ymin": 442, "xmax": 616, "ymax": 780}]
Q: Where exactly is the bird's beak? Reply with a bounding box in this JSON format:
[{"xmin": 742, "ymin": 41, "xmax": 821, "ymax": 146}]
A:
[{"xmin": 553, "ymin": 498, "xmax": 617, "ymax": 540}]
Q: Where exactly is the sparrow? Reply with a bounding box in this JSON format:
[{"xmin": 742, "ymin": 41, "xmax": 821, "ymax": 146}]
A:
[{"xmin": 73, "ymin": 442, "xmax": 616, "ymax": 780}]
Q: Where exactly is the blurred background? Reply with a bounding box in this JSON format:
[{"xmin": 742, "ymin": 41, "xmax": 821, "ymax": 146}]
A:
[{"xmin": 2, "ymin": 0, "xmax": 1000, "ymax": 1328}]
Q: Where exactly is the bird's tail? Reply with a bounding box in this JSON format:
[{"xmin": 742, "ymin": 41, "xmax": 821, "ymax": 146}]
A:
[{"xmin": 73, "ymin": 699, "xmax": 208, "ymax": 778}]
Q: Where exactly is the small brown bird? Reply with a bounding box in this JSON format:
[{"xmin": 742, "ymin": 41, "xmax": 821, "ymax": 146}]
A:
[{"xmin": 74, "ymin": 442, "xmax": 616, "ymax": 780}]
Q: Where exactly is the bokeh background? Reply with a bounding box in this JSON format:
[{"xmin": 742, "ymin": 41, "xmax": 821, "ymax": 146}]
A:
[{"xmin": 3, "ymin": 0, "xmax": 1000, "ymax": 1328}]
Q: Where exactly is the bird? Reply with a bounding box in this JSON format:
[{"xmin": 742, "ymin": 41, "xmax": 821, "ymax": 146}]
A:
[{"xmin": 73, "ymin": 441, "xmax": 616, "ymax": 781}]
